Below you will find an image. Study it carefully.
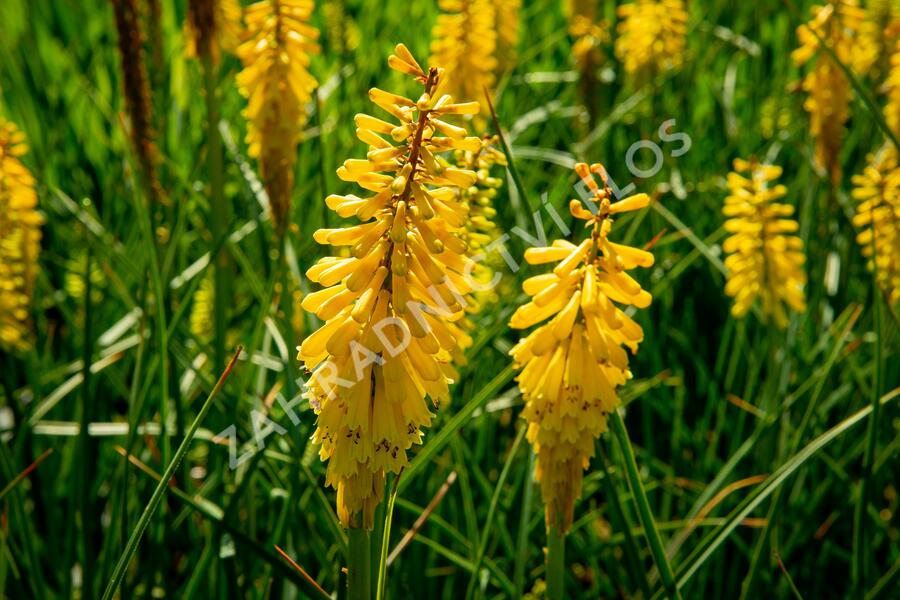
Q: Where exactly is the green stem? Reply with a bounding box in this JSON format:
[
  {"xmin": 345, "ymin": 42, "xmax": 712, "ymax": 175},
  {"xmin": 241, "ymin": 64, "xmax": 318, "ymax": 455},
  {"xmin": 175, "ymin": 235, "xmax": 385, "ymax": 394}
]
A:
[
  {"xmin": 348, "ymin": 527, "xmax": 372, "ymax": 600},
  {"xmin": 202, "ymin": 52, "xmax": 227, "ymax": 371},
  {"xmin": 610, "ymin": 412, "xmax": 682, "ymax": 600},
  {"xmin": 546, "ymin": 524, "xmax": 565, "ymax": 600}
]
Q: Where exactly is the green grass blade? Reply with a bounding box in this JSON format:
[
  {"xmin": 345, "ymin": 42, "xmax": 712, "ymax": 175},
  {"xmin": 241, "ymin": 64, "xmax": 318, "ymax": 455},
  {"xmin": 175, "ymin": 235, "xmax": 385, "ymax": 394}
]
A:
[
  {"xmin": 672, "ymin": 391, "xmax": 899, "ymax": 593},
  {"xmin": 610, "ymin": 412, "xmax": 682, "ymax": 600},
  {"xmin": 512, "ymin": 447, "xmax": 535, "ymax": 599},
  {"xmin": 398, "ymin": 364, "xmax": 515, "ymax": 495},
  {"xmin": 100, "ymin": 347, "xmax": 242, "ymax": 600},
  {"xmin": 0, "ymin": 448, "xmax": 52, "ymax": 503},
  {"xmin": 465, "ymin": 424, "xmax": 526, "ymax": 599}
]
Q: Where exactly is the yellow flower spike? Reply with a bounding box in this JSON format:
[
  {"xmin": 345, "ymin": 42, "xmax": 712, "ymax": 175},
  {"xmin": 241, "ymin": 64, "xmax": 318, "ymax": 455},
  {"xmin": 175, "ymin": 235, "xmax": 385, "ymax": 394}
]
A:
[
  {"xmin": 615, "ymin": 0, "xmax": 688, "ymax": 83},
  {"xmin": 430, "ymin": 0, "xmax": 499, "ymax": 113},
  {"xmin": 793, "ymin": 1, "xmax": 876, "ymax": 186},
  {"xmin": 300, "ymin": 45, "xmax": 481, "ymax": 530},
  {"xmin": 184, "ymin": 0, "xmax": 243, "ymax": 64},
  {"xmin": 237, "ymin": 0, "xmax": 320, "ymax": 232},
  {"xmin": 0, "ymin": 119, "xmax": 43, "ymax": 353},
  {"xmin": 722, "ymin": 158, "xmax": 807, "ymax": 328},
  {"xmin": 851, "ymin": 148, "xmax": 900, "ymax": 305},
  {"xmin": 509, "ymin": 162, "xmax": 654, "ymax": 533}
]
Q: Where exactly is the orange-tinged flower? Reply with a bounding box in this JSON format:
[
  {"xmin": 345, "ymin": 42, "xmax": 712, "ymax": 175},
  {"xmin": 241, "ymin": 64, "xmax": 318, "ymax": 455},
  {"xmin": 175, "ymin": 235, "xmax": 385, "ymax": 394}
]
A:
[{"xmin": 510, "ymin": 163, "xmax": 654, "ymax": 532}]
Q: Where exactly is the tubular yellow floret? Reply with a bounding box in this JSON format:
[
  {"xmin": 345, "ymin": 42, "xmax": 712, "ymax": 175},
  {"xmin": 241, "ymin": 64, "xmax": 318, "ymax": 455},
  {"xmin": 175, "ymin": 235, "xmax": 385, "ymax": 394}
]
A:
[
  {"xmin": 509, "ymin": 163, "xmax": 654, "ymax": 532},
  {"xmin": 237, "ymin": 0, "xmax": 320, "ymax": 231},
  {"xmin": 615, "ymin": 0, "xmax": 688, "ymax": 82},
  {"xmin": 299, "ymin": 44, "xmax": 482, "ymax": 529},
  {"xmin": 792, "ymin": 1, "xmax": 875, "ymax": 185},
  {"xmin": 722, "ymin": 158, "xmax": 807, "ymax": 328},
  {"xmin": 0, "ymin": 119, "xmax": 43, "ymax": 352},
  {"xmin": 430, "ymin": 0, "xmax": 498, "ymax": 112}
]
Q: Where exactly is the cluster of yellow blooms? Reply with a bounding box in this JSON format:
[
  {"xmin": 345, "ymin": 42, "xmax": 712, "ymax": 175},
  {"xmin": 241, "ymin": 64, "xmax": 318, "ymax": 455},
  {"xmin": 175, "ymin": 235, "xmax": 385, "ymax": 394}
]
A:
[
  {"xmin": 298, "ymin": 45, "xmax": 484, "ymax": 528},
  {"xmin": 509, "ymin": 163, "xmax": 654, "ymax": 531},
  {"xmin": 237, "ymin": 0, "xmax": 320, "ymax": 231},
  {"xmin": 792, "ymin": 1, "xmax": 876, "ymax": 185},
  {"xmin": 430, "ymin": 0, "xmax": 498, "ymax": 111},
  {"xmin": 722, "ymin": 159, "xmax": 807, "ymax": 328},
  {"xmin": 184, "ymin": 0, "xmax": 243, "ymax": 64},
  {"xmin": 851, "ymin": 150, "xmax": 900, "ymax": 305},
  {"xmin": 852, "ymin": 31, "xmax": 900, "ymax": 305},
  {"xmin": 0, "ymin": 119, "xmax": 42, "ymax": 352},
  {"xmin": 615, "ymin": 0, "xmax": 688, "ymax": 81}
]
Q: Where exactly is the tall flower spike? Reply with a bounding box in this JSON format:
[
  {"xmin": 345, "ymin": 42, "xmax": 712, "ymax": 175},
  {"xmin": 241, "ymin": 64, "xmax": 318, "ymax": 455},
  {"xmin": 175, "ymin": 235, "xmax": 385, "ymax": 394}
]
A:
[
  {"xmin": 723, "ymin": 158, "xmax": 807, "ymax": 328},
  {"xmin": 615, "ymin": 0, "xmax": 688, "ymax": 82},
  {"xmin": 430, "ymin": 0, "xmax": 498, "ymax": 112},
  {"xmin": 0, "ymin": 119, "xmax": 42, "ymax": 352},
  {"xmin": 298, "ymin": 44, "xmax": 483, "ymax": 529},
  {"xmin": 509, "ymin": 163, "xmax": 654, "ymax": 532},
  {"xmin": 112, "ymin": 0, "xmax": 163, "ymax": 204},
  {"xmin": 851, "ymin": 148, "xmax": 900, "ymax": 304},
  {"xmin": 185, "ymin": 0, "xmax": 243, "ymax": 64},
  {"xmin": 237, "ymin": 0, "xmax": 320, "ymax": 231},
  {"xmin": 792, "ymin": 1, "xmax": 875, "ymax": 185}
]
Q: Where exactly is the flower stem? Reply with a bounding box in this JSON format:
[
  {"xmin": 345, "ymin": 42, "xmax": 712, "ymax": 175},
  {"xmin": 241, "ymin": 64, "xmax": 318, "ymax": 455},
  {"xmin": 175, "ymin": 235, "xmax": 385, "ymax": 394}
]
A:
[
  {"xmin": 610, "ymin": 411, "xmax": 683, "ymax": 600},
  {"xmin": 546, "ymin": 524, "xmax": 565, "ymax": 600},
  {"xmin": 348, "ymin": 527, "xmax": 372, "ymax": 600}
]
